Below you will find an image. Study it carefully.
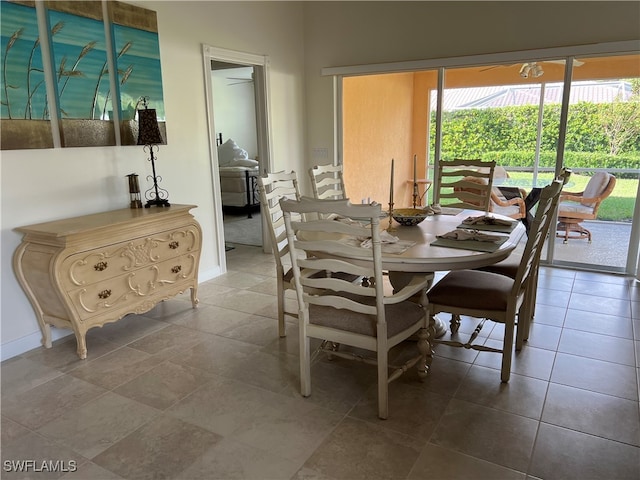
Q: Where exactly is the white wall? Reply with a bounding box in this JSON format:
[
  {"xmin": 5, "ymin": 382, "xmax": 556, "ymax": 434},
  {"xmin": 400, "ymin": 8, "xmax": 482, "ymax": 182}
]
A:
[
  {"xmin": 1, "ymin": 1, "xmax": 305, "ymax": 360},
  {"xmin": 212, "ymin": 67, "xmax": 258, "ymax": 158}
]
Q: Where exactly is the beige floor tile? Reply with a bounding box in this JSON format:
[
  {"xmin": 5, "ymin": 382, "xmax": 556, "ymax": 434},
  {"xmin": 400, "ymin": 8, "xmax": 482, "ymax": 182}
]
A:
[
  {"xmin": 409, "ymin": 443, "xmax": 526, "ymax": 479},
  {"xmin": 171, "ymin": 303, "xmax": 258, "ymax": 334},
  {"xmin": 199, "ymin": 287, "xmax": 278, "ymax": 317},
  {"xmin": 454, "ymin": 365, "xmax": 548, "ymax": 419},
  {"xmin": 568, "ymin": 292, "xmax": 632, "ymax": 318},
  {"xmin": 521, "ymin": 322, "xmax": 562, "ymax": 351},
  {"xmin": 1, "ymin": 416, "xmax": 31, "ymax": 445},
  {"xmin": 572, "ymin": 279, "xmax": 632, "ymax": 300},
  {"xmin": 216, "ymin": 313, "xmax": 282, "ymax": 347},
  {"xmin": 535, "ymin": 287, "xmax": 571, "ymax": 308},
  {"xmin": 529, "ymin": 303, "xmax": 567, "ymax": 327},
  {"xmin": 529, "ymin": 423, "xmax": 640, "ymax": 480},
  {"xmin": 68, "ymin": 347, "xmax": 159, "ymax": 390},
  {"xmin": 126, "ymin": 324, "xmax": 205, "ymax": 355},
  {"xmin": 302, "ymin": 416, "xmax": 424, "ymax": 480},
  {"xmin": 551, "ymin": 352, "xmax": 638, "ymax": 400},
  {"xmin": 474, "ymin": 341, "xmax": 557, "ymax": 381},
  {"xmin": 85, "ymin": 314, "xmax": 168, "ymax": 346},
  {"xmin": 36, "ymin": 392, "xmax": 159, "ymax": 458},
  {"xmin": 1, "ymin": 356, "xmax": 63, "ymax": 396},
  {"xmin": 168, "ymin": 375, "xmax": 310, "ymax": 437},
  {"xmin": 113, "ymin": 360, "xmax": 215, "ymax": 410},
  {"xmin": 542, "ymin": 383, "xmax": 640, "ymax": 446},
  {"xmin": 171, "ymin": 334, "xmax": 257, "ymax": 375},
  {"xmin": 1, "ymin": 431, "xmax": 85, "ymax": 480},
  {"xmin": 558, "ymin": 328, "xmax": 636, "ymax": 366},
  {"xmin": 350, "ymin": 381, "xmax": 451, "ymax": 440},
  {"xmin": 430, "ymin": 398, "xmax": 538, "ymax": 472},
  {"xmin": 92, "ymin": 413, "xmax": 221, "ymax": 480},
  {"xmin": 2, "ymin": 375, "xmax": 106, "ymax": 430},
  {"xmin": 563, "ymin": 308, "xmax": 634, "ymax": 338},
  {"xmin": 230, "ymin": 402, "xmax": 344, "ymax": 469},
  {"xmin": 23, "ymin": 335, "xmax": 120, "ymax": 373},
  {"xmin": 176, "ymin": 437, "xmax": 300, "ymax": 480},
  {"xmin": 220, "ymin": 349, "xmax": 300, "ymax": 394},
  {"xmin": 279, "ymin": 357, "xmax": 375, "ymax": 415}
]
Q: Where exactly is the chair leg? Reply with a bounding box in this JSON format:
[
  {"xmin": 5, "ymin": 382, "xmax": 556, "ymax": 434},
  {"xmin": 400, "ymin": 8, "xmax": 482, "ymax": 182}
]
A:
[
  {"xmin": 299, "ymin": 327, "xmax": 311, "ymax": 397},
  {"xmin": 501, "ymin": 317, "xmax": 516, "ymax": 383},
  {"xmin": 377, "ymin": 348, "xmax": 389, "ymax": 420},
  {"xmin": 277, "ymin": 287, "xmax": 286, "ymax": 337}
]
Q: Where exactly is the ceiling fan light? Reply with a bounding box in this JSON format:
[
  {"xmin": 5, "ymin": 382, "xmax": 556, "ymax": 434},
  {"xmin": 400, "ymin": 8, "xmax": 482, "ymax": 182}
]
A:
[{"xmin": 519, "ymin": 63, "xmax": 530, "ymax": 78}]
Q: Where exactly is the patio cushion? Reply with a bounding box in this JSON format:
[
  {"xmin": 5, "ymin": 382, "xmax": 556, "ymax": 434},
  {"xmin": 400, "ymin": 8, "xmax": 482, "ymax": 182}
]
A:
[
  {"xmin": 582, "ymin": 172, "xmax": 610, "ymax": 206},
  {"xmin": 558, "ymin": 201, "xmax": 594, "ymax": 215}
]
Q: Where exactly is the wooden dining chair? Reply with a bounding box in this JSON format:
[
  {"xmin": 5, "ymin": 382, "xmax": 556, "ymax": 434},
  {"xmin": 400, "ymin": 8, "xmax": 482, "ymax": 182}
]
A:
[
  {"xmin": 426, "ymin": 178, "xmax": 564, "ymax": 382},
  {"xmin": 435, "ymin": 159, "xmax": 496, "ymax": 213},
  {"xmin": 472, "ymin": 168, "xmax": 572, "ymax": 342},
  {"xmin": 256, "ymin": 171, "xmax": 302, "ymax": 337},
  {"xmin": 280, "ymin": 197, "xmax": 431, "ymax": 419},
  {"xmin": 309, "ymin": 164, "xmax": 346, "ymax": 200}
]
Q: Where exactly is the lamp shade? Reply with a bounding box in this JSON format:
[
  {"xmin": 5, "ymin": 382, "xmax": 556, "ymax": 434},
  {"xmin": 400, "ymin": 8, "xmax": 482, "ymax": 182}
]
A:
[{"xmin": 137, "ymin": 108, "xmax": 164, "ymax": 145}]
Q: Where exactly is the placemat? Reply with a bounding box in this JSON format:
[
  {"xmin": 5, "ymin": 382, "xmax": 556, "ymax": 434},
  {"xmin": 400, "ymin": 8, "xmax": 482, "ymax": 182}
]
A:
[
  {"xmin": 431, "ymin": 236, "xmax": 508, "ymax": 252},
  {"xmin": 456, "ymin": 221, "xmax": 517, "ymax": 233}
]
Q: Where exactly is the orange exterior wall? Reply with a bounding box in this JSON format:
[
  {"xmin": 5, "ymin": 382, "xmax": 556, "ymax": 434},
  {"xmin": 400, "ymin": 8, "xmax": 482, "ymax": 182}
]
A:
[{"xmin": 343, "ymin": 73, "xmax": 417, "ymax": 208}]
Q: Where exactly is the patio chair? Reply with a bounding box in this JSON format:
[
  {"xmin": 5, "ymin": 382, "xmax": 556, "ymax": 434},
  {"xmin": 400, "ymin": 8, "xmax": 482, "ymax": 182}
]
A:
[
  {"xmin": 280, "ymin": 197, "xmax": 431, "ymax": 419},
  {"xmin": 556, "ymin": 171, "xmax": 616, "ymax": 243},
  {"xmin": 309, "ymin": 164, "xmax": 346, "ymax": 200},
  {"xmin": 427, "ymin": 178, "xmax": 564, "ymax": 382},
  {"xmin": 436, "ymin": 159, "xmax": 496, "ymax": 213}
]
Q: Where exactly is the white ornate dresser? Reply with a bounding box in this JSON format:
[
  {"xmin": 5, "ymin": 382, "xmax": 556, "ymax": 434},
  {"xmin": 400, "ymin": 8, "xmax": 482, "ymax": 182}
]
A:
[{"xmin": 13, "ymin": 204, "xmax": 202, "ymax": 359}]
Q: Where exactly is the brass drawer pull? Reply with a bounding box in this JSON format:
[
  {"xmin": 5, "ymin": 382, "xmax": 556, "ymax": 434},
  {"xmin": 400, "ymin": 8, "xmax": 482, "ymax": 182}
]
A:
[
  {"xmin": 171, "ymin": 265, "xmax": 182, "ymax": 274},
  {"xmin": 98, "ymin": 289, "xmax": 111, "ymax": 299},
  {"xmin": 94, "ymin": 261, "xmax": 108, "ymax": 271},
  {"xmin": 169, "ymin": 241, "xmax": 179, "ymax": 249}
]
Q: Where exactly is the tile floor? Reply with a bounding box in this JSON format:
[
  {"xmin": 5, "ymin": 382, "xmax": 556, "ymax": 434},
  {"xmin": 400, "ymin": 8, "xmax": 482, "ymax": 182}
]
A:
[{"xmin": 2, "ymin": 244, "xmax": 639, "ymax": 480}]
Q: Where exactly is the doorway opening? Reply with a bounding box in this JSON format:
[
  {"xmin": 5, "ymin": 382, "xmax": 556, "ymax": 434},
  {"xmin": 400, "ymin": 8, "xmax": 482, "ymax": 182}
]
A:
[{"xmin": 202, "ymin": 45, "xmax": 271, "ymax": 273}]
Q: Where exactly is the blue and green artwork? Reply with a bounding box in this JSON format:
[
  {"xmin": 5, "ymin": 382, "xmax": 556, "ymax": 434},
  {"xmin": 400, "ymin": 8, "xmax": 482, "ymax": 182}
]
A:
[
  {"xmin": 113, "ymin": 24, "xmax": 164, "ymax": 122},
  {"xmin": 47, "ymin": 8, "xmax": 112, "ymax": 120},
  {"xmin": 1, "ymin": 1, "xmax": 48, "ymax": 120}
]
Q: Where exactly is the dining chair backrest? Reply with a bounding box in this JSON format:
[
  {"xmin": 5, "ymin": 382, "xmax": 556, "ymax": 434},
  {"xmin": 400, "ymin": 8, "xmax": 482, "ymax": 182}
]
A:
[
  {"xmin": 435, "ymin": 159, "xmax": 496, "ymax": 213},
  {"xmin": 309, "ymin": 164, "xmax": 346, "ymax": 200},
  {"xmin": 256, "ymin": 171, "xmax": 301, "ymax": 337},
  {"xmin": 513, "ymin": 178, "xmax": 564, "ymax": 297},
  {"xmin": 279, "ymin": 196, "xmax": 431, "ymax": 419}
]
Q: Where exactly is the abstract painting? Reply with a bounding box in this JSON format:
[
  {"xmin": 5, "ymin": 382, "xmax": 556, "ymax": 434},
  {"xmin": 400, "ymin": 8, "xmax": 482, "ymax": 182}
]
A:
[
  {"xmin": 1, "ymin": 0, "xmax": 53, "ymax": 149},
  {"xmin": 0, "ymin": 0, "xmax": 166, "ymax": 150}
]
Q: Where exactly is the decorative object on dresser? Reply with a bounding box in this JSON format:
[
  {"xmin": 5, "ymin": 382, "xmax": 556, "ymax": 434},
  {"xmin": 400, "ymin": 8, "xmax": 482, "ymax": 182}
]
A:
[
  {"xmin": 137, "ymin": 97, "xmax": 169, "ymax": 208},
  {"xmin": 13, "ymin": 205, "xmax": 202, "ymax": 359},
  {"xmin": 126, "ymin": 173, "xmax": 143, "ymax": 208}
]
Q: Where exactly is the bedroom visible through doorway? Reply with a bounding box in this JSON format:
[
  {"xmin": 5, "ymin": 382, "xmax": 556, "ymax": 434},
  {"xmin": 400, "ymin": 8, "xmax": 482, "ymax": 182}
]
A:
[{"xmin": 211, "ymin": 61, "xmax": 262, "ymax": 248}]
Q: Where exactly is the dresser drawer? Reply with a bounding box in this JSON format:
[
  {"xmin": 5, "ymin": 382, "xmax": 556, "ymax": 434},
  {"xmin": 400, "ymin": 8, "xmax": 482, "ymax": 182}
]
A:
[
  {"xmin": 61, "ymin": 224, "xmax": 200, "ymax": 287},
  {"xmin": 66, "ymin": 252, "xmax": 199, "ymax": 321}
]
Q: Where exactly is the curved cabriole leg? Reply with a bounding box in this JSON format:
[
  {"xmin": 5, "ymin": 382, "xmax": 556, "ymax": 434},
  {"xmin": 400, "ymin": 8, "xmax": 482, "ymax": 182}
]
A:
[
  {"xmin": 416, "ymin": 326, "xmax": 431, "ymax": 380},
  {"xmin": 450, "ymin": 314, "xmax": 461, "ymax": 334}
]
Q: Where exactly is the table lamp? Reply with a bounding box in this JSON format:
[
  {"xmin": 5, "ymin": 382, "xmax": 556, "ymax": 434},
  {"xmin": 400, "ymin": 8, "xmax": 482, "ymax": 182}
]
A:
[{"xmin": 137, "ymin": 97, "xmax": 170, "ymax": 207}]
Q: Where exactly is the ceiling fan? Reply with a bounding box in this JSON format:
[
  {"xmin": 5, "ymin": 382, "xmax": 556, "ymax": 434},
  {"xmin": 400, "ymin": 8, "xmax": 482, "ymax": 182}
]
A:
[
  {"xmin": 480, "ymin": 59, "xmax": 585, "ymax": 78},
  {"xmin": 226, "ymin": 74, "xmax": 254, "ymax": 86}
]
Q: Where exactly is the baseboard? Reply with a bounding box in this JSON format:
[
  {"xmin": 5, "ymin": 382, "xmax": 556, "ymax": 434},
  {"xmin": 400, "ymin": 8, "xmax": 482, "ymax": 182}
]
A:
[{"xmin": 1, "ymin": 328, "xmax": 72, "ymax": 362}]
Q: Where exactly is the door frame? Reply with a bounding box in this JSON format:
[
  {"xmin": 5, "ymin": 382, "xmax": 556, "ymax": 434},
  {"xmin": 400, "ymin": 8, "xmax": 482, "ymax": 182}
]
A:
[{"xmin": 202, "ymin": 45, "xmax": 272, "ymax": 272}]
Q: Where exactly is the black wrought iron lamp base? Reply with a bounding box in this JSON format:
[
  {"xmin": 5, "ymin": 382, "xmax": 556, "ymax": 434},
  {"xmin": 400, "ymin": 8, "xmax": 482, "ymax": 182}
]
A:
[{"xmin": 145, "ymin": 197, "xmax": 170, "ymax": 208}]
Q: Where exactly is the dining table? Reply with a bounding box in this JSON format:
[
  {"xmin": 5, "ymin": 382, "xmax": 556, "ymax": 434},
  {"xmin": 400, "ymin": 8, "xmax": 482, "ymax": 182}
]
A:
[{"xmin": 333, "ymin": 208, "xmax": 527, "ymax": 338}]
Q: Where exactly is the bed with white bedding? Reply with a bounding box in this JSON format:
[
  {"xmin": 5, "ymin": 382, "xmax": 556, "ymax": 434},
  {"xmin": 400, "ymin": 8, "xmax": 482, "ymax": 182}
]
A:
[{"xmin": 217, "ymin": 138, "xmax": 260, "ymax": 217}]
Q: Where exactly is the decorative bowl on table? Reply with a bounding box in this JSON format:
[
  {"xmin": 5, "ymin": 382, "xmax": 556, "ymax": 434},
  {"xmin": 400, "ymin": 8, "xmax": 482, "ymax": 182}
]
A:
[{"xmin": 392, "ymin": 208, "xmax": 429, "ymax": 226}]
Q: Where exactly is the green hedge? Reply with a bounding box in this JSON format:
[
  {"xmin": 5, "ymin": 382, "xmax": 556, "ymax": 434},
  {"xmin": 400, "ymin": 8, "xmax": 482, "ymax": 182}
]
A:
[{"xmin": 430, "ymin": 102, "xmax": 640, "ymax": 176}]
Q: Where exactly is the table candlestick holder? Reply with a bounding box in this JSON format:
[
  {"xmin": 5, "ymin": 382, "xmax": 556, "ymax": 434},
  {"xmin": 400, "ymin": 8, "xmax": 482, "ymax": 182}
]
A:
[{"xmin": 387, "ymin": 202, "xmax": 396, "ymax": 232}]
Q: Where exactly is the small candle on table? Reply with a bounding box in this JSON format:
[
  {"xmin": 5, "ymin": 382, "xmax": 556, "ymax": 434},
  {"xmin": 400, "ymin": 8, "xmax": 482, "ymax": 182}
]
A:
[
  {"xmin": 389, "ymin": 158, "xmax": 394, "ymax": 206},
  {"xmin": 413, "ymin": 154, "xmax": 417, "ymax": 187}
]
